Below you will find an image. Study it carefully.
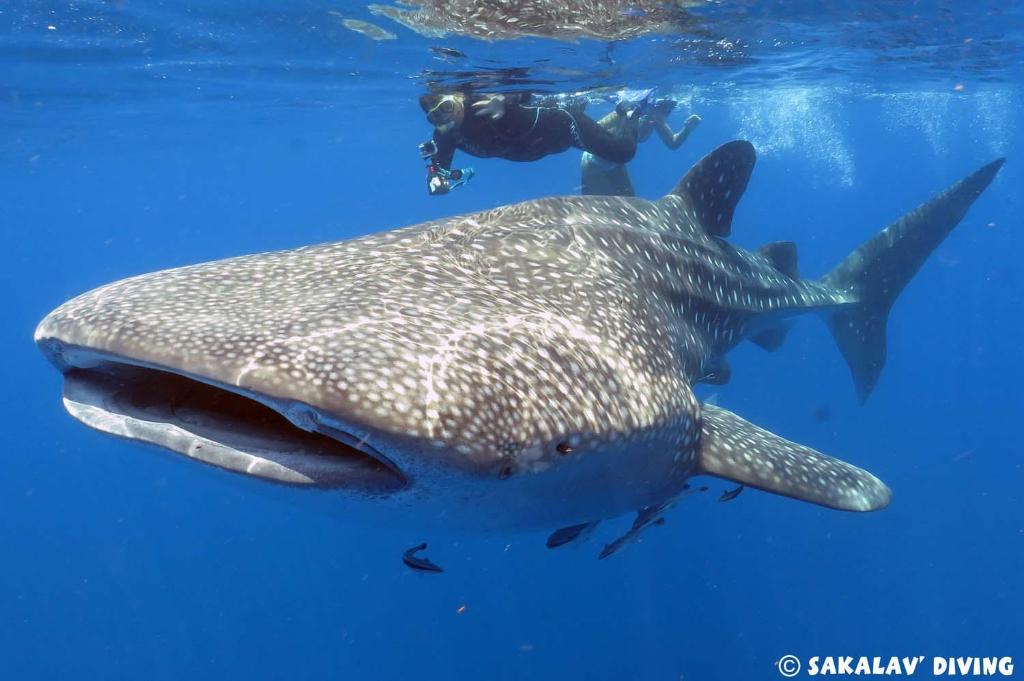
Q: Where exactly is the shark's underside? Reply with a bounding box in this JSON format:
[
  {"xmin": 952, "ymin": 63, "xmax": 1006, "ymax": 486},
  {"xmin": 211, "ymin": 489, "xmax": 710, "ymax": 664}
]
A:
[{"xmin": 35, "ymin": 141, "xmax": 1003, "ymax": 546}]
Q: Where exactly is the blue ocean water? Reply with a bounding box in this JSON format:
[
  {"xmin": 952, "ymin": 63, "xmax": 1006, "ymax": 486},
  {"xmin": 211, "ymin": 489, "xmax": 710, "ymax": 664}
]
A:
[{"xmin": 3, "ymin": 2, "xmax": 1022, "ymax": 679}]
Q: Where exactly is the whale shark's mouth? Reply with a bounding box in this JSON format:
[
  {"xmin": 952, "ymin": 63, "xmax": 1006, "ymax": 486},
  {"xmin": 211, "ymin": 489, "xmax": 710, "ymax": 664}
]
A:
[{"xmin": 51, "ymin": 353, "xmax": 406, "ymax": 494}]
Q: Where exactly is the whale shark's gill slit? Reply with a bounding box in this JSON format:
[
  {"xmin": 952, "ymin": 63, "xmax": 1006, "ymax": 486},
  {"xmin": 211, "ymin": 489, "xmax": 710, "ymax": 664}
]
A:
[{"xmin": 60, "ymin": 363, "xmax": 406, "ymax": 494}]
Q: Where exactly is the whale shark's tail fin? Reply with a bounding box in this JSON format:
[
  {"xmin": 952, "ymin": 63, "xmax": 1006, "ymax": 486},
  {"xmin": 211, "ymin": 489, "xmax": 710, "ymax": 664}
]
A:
[{"xmin": 823, "ymin": 158, "xmax": 1004, "ymax": 403}]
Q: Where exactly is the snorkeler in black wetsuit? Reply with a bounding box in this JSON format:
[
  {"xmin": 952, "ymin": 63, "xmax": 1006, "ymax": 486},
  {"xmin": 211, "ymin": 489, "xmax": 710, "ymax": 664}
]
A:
[{"xmin": 418, "ymin": 91, "xmax": 643, "ymax": 195}]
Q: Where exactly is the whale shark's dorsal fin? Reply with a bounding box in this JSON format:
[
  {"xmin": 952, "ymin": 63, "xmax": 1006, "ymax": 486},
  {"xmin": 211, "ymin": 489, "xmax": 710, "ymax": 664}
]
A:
[
  {"xmin": 696, "ymin": 404, "xmax": 891, "ymax": 512},
  {"xmin": 665, "ymin": 140, "xmax": 756, "ymax": 238}
]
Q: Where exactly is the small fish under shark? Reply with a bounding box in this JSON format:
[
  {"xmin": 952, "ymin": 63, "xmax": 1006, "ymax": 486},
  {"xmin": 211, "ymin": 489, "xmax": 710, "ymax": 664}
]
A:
[{"xmin": 35, "ymin": 141, "xmax": 1002, "ymax": 559}]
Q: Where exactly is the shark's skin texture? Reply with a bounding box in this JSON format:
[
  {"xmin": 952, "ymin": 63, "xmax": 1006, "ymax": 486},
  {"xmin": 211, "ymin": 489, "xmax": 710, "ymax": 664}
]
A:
[
  {"xmin": 367, "ymin": 0, "xmax": 700, "ymax": 41},
  {"xmin": 35, "ymin": 141, "xmax": 1003, "ymax": 540}
]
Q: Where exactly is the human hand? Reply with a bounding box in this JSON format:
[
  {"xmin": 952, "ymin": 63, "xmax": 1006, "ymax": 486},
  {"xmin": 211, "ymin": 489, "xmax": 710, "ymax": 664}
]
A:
[
  {"xmin": 472, "ymin": 94, "xmax": 506, "ymax": 120},
  {"xmin": 684, "ymin": 114, "xmax": 702, "ymax": 131}
]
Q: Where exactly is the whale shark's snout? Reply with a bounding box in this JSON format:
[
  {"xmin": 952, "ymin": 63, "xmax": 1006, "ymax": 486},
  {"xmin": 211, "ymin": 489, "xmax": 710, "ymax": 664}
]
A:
[{"xmin": 31, "ymin": 249, "xmax": 441, "ymax": 495}]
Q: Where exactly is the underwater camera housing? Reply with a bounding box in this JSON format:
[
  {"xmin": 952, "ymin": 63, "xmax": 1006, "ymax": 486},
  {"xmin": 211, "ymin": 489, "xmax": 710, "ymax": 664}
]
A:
[{"xmin": 420, "ymin": 139, "xmax": 474, "ymax": 195}]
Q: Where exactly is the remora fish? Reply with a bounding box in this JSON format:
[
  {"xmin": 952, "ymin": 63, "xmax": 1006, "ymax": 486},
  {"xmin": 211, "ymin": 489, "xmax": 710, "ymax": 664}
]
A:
[{"xmin": 34, "ymin": 141, "xmax": 1003, "ymax": 541}]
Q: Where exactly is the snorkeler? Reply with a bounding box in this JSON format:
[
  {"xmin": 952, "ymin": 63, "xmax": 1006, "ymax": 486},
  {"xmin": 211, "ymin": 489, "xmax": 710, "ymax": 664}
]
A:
[
  {"xmin": 418, "ymin": 91, "xmax": 645, "ymax": 195},
  {"xmin": 581, "ymin": 100, "xmax": 701, "ymax": 196}
]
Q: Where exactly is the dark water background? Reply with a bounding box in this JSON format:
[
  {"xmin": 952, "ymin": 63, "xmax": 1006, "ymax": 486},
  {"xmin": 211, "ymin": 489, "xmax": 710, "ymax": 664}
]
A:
[{"xmin": 2, "ymin": 2, "xmax": 1023, "ymax": 679}]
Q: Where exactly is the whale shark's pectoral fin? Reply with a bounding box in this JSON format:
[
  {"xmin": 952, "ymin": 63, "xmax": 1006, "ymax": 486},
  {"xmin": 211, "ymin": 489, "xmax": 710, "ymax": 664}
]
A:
[
  {"xmin": 546, "ymin": 521, "xmax": 599, "ymax": 549},
  {"xmin": 696, "ymin": 405, "xmax": 891, "ymax": 512}
]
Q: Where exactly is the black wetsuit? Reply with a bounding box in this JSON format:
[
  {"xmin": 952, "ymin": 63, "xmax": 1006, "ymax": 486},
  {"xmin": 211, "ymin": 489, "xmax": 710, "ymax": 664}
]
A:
[{"xmin": 431, "ymin": 93, "xmax": 638, "ymax": 170}]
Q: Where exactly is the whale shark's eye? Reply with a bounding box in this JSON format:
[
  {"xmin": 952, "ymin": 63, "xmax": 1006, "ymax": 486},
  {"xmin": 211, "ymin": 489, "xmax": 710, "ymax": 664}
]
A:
[{"xmin": 556, "ymin": 442, "xmax": 573, "ymax": 455}]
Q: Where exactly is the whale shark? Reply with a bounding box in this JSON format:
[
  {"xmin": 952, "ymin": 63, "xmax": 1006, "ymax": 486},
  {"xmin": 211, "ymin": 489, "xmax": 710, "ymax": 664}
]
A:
[{"xmin": 35, "ymin": 141, "xmax": 1002, "ymax": 555}]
